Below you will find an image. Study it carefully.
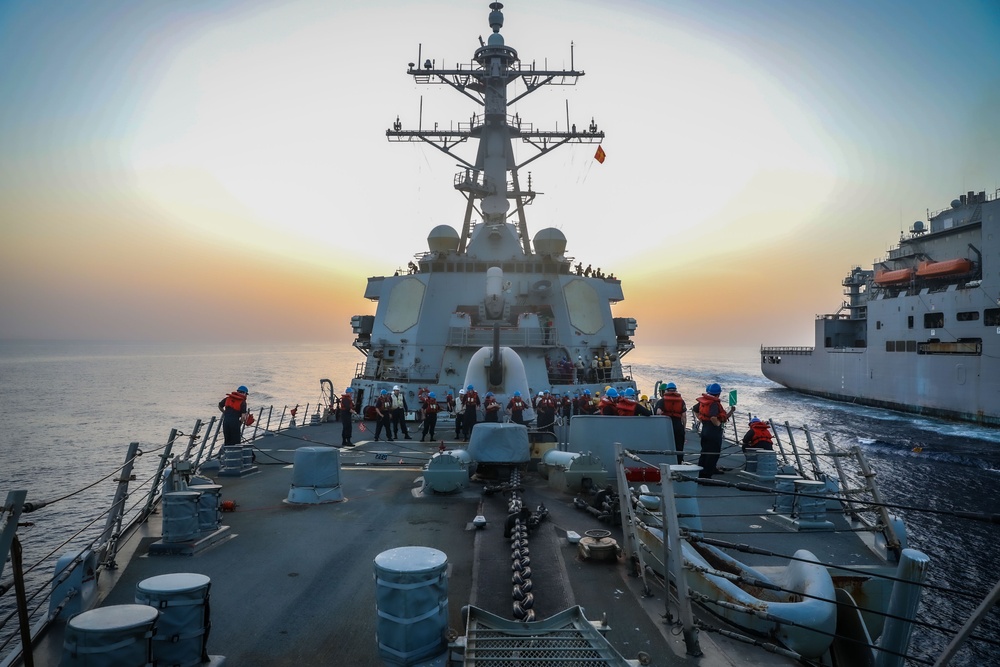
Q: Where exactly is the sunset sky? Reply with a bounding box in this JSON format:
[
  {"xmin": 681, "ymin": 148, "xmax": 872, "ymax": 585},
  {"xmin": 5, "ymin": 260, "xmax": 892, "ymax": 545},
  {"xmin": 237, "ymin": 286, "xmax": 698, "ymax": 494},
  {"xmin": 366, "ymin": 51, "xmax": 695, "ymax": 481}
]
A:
[{"xmin": 2, "ymin": 0, "xmax": 998, "ymax": 347}]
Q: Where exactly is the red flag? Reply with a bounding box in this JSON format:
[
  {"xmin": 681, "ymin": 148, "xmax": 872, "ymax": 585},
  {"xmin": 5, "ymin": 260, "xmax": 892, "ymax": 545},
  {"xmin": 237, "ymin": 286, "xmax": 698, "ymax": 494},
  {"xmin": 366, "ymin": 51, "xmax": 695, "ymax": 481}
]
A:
[
  {"xmin": 358, "ymin": 422, "xmax": 367, "ymax": 432},
  {"xmin": 594, "ymin": 145, "xmax": 606, "ymax": 164}
]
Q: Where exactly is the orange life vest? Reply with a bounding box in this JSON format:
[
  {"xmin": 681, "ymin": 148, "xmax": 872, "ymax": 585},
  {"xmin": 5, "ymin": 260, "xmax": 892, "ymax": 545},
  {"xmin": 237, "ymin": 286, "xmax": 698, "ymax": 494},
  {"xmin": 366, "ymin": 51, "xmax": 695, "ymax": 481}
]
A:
[
  {"xmin": 598, "ymin": 396, "xmax": 616, "ymax": 415},
  {"xmin": 616, "ymin": 398, "xmax": 638, "ymax": 416},
  {"xmin": 748, "ymin": 421, "xmax": 773, "ymax": 446},
  {"xmin": 423, "ymin": 398, "xmax": 440, "ymax": 413},
  {"xmin": 224, "ymin": 392, "xmax": 246, "ymax": 412},
  {"xmin": 340, "ymin": 394, "xmax": 353, "ymax": 412},
  {"xmin": 484, "ymin": 397, "xmax": 500, "ymax": 412},
  {"xmin": 695, "ymin": 394, "xmax": 727, "ymax": 423},
  {"xmin": 508, "ymin": 397, "xmax": 526, "ymax": 412},
  {"xmin": 660, "ymin": 392, "xmax": 684, "ymax": 418}
]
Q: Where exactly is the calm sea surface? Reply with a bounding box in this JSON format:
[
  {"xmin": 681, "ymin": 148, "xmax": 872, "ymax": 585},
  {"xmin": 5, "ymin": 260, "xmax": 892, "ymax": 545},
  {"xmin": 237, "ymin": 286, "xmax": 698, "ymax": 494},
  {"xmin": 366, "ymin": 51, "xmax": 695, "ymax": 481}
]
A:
[{"xmin": 1, "ymin": 340, "xmax": 998, "ymax": 664}]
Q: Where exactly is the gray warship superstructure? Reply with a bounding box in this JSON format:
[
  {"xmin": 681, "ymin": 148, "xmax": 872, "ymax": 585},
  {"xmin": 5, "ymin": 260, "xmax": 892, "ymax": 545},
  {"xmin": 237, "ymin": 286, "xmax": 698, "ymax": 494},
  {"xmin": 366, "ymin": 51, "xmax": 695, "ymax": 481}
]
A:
[
  {"xmin": 346, "ymin": 2, "xmax": 636, "ymax": 412},
  {"xmin": 762, "ymin": 189, "xmax": 1000, "ymax": 426}
]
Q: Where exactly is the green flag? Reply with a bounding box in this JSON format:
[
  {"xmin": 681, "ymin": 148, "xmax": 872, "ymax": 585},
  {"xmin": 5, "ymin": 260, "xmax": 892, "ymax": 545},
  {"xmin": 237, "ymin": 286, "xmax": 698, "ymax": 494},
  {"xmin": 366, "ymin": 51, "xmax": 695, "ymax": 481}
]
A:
[{"xmin": 728, "ymin": 389, "xmax": 738, "ymax": 406}]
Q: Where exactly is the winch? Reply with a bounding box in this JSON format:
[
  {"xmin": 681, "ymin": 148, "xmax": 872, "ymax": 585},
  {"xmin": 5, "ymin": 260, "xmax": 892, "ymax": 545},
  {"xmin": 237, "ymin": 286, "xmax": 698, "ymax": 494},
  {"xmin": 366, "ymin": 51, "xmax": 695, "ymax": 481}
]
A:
[{"xmin": 577, "ymin": 529, "xmax": 621, "ymax": 562}]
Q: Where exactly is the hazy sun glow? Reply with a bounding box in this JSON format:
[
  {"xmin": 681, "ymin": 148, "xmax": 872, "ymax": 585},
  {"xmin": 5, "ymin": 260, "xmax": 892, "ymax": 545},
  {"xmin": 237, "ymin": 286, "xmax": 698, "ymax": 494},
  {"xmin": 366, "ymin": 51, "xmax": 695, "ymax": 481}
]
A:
[{"xmin": 2, "ymin": 0, "xmax": 998, "ymax": 346}]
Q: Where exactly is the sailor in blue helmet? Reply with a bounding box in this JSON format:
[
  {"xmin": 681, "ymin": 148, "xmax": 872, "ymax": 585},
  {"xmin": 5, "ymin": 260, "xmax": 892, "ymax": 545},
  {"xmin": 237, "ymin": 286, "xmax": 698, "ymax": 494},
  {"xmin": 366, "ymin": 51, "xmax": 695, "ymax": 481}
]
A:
[
  {"xmin": 374, "ymin": 389, "xmax": 394, "ymax": 442},
  {"xmin": 741, "ymin": 416, "xmax": 774, "ymax": 453},
  {"xmin": 420, "ymin": 391, "xmax": 441, "ymax": 442},
  {"xmin": 461, "ymin": 384, "xmax": 480, "ymax": 440},
  {"xmin": 506, "ymin": 390, "xmax": 527, "ymax": 425},
  {"xmin": 483, "ymin": 391, "xmax": 501, "ymax": 422},
  {"xmin": 218, "ymin": 385, "xmax": 250, "ymax": 446},
  {"xmin": 655, "ymin": 382, "xmax": 687, "ymax": 464},
  {"xmin": 694, "ymin": 382, "xmax": 735, "ymax": 478}
]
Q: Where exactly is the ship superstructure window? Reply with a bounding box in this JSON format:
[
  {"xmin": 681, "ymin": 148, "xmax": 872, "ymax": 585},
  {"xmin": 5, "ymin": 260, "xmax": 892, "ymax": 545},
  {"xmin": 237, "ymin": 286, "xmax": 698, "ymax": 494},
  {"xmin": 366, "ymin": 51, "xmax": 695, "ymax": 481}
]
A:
[
  {"xmin": 906, "ymin": 340, "xmax": 917, "ymax": 352},
  {"xmin": 985, "ymin": 308, "xmax": 1000, "ymax": 326},
  {"xmin": 885, "ymin": 341, "xmax": 895, "ymax": 352},
  {"xmin": 907, "ymin": 316, "xmax": 914, "ymax": 329},
  {"xmin": 923, "ymin": 313, "xmax": 944, "ymax": 328},
  {"xmin": 957, "ymin": 311, "xmax": 979, "ymax": 321}
]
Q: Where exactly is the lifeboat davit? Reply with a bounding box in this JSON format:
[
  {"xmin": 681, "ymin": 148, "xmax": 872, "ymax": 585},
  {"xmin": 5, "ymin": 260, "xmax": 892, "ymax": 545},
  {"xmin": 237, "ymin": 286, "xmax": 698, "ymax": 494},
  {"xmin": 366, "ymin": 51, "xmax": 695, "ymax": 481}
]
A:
[
  {"xmin": 874, "ymin": 268, "xmax": 913, "ymax": 285},
  {"xmin": 915, "ymin": 258, "xmax": 973, "ymax": 278}
]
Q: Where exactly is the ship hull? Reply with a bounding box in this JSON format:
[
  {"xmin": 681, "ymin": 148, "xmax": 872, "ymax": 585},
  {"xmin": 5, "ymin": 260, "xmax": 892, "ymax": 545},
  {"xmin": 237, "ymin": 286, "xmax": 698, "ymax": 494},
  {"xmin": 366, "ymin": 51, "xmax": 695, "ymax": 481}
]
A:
[{"xmin": 761, "ymin": 346, "xmax": 1000, "ymax": 426}]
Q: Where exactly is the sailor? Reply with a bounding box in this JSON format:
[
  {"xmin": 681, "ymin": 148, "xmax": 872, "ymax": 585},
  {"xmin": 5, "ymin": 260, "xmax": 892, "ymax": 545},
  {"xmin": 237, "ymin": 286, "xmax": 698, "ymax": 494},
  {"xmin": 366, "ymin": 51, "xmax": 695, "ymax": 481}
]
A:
[
  {"xmin": 462, "ymin": 384, "xmax": 480, "ymax": 440},
  {"xmin": 602, "ymin": 353, "xmax": 612, "ymax": 381},
  {"xmin": 575, "ymin": 355, "xmax": 586, "ymax": 383},
  {"xmin": 483, "ymin": 391, "xmax": 501, "ymax": 422},
  {"xmin": 598, "ymin": 387, "xmax": 618, "ymax": 415},
  {"xmin": 617, "ymin": 388, "xmax": 650, "ymax": 416},
  {"xmin": 390, "ymin": 385, "xmax": 412, "ymax": 440},
  {"xmin": 506, "ymin": 390, "xmax": 528, "ymax": 424},
  {"xmin": 536, "ymin": 390, "xmax": 557, "ymax": 436},
  {"xmin": 420, "ymin": 391, "xmax": 441, "ymax": 442},
  {"xmin": 339, "ymin": 387, "xmax": 355, "ymax": 446},
  {"xmin": 373, "ymin": 389, "xmax": 394, "ymax": 442},
  {"xmin": 694, "ymin": 383, "xmax": 735, "ymax": 478},
  {"xmin": 578, "ymin": 389, "xmax": 596, "ymax": 415},
  {"xmin": 655, "ymin": 382, "xmax": 687, "ymax": 464},
  {"xmin": 742, "ymin": 417, "xmax": 774, "ymax": 453},
  {"xmin": 590, "ymin": 355, "xmax": 599, "ymax": 383},
  {"xmin": 455, "ymin": 389, "xmax": 466, "ymax": 439},
  {"xmin": 218, "ymin": 385, "xmax": 249, "ymax": 446}
]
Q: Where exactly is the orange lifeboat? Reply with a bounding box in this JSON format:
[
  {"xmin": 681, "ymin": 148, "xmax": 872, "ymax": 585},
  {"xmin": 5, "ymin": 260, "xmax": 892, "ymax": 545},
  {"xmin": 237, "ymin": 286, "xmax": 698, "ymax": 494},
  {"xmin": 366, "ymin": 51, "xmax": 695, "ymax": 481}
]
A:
[
  {"xmin": 915, "ymin": 258, "xmax": 973, "ymax": 278},
  {"xmin": 874, "ymin": 268, "xmax": 913, "ymax": 285}
]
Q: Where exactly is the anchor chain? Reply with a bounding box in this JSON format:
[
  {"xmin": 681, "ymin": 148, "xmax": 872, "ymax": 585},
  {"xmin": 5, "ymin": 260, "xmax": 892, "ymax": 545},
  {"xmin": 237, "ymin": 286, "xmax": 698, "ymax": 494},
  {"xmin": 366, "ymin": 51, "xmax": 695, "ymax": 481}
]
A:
[{"xmin": 507, "ymin": 468, "xmax": 548, "ymax": 621}]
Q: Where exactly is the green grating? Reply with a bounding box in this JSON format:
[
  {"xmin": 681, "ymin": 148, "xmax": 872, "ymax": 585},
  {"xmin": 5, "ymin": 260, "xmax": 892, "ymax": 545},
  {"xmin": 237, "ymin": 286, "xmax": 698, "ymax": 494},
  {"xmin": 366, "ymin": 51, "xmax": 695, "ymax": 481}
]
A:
[{"xmin": 462, "ymin": 605, "xmax": 637, "ymax": 666}]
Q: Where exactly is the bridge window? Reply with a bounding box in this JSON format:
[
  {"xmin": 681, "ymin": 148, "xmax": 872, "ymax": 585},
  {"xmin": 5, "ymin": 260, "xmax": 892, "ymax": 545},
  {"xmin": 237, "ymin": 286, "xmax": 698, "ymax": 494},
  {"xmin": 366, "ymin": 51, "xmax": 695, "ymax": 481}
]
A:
[
  {"xmin": 957, "ymin": 311, "xmax": 979, "ymax": 321},
  {"xmin": 985, "ymin": 308, "xmax": 1000, "ymax": 326},
  {"xmin": 923, "ymin": 312, "xmax": 944, "ymax": 328}
]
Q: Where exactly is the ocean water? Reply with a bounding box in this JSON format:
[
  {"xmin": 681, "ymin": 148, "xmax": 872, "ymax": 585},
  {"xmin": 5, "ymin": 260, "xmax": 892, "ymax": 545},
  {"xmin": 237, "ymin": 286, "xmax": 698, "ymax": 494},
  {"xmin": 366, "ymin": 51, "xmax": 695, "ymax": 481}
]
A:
[{"xmin": 1, "ymin": 340, "xmax": 998, "ymax": 664}]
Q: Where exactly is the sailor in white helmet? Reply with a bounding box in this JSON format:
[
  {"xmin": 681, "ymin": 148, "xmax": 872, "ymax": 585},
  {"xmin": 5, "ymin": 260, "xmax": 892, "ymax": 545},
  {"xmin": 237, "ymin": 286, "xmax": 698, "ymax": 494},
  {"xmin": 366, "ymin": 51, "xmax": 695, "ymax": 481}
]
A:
[
  {"xmin": 455, "ymin": 389, "xmax": 466, "ymax": 439},
  {"xmin": 390, "ymin": 385, "xmax": 411, "ymax": 440}
]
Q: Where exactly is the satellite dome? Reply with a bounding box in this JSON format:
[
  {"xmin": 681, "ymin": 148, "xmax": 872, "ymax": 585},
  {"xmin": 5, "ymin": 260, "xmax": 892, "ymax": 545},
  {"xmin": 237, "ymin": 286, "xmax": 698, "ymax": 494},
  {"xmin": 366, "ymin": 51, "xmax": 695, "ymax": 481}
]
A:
[
  {"xmin": 532, "ymin": 227, "xmax": 567, "ymax": 257},
  {"xmin": 951, "ymin": 199, "xmax": 962, "ymax": 209},
  {"xmin": 911, "ymin": 220, "xmax": 925, "ymax": 234},
  {"xmin": 427, "ymin": 225, "xmax": 460, "ymax": 253}
]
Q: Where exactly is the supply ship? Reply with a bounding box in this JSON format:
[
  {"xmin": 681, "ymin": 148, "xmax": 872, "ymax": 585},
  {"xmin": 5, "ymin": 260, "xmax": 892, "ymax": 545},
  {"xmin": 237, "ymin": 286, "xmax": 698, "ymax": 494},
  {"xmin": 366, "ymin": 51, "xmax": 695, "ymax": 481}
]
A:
[
  {"xmin": 762, "ymin": 190, "xmax": 1000, "ymax": 426},
  {"xmin": 344, "ymin": 2, "xmax": 637, "ymax": 414}
]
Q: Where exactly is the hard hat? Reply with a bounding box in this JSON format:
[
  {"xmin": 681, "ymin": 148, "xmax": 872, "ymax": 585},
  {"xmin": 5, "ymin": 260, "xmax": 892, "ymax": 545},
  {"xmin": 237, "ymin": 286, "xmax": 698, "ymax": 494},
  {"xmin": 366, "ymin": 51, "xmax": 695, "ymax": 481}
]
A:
[
  {"xmin": 543, "ymin": 390, "xmax": 549, "ymax": 394},
  {"xmin": 665, "ymin": 382, "xmax": 677, "ymax": 391},
  {"xmin": 513, "ymin": 390, "xmax": 521, "ymax": 396},
  {"xmin": 606, "ymin": 388, "xmax": 619, "ymax": 398},
  {"xmin": 624, "ymin": 388, "xmax": 635, "ymax": 397},
  {"xmin": 393, "ymin": 385, "xmax": 401, "ymax": 391},
  {"xmin": 467, "ymin": 384, "xmax": 474, "ymax": 391},
  {"xmin": 380, "ymin": 389, "xmax": 388, "ymax": 395},
  {"xmin": 583, "ymin": 389, "xmax": 591, "ymax": 395},
  {"xmin": 346, "ymin": 387, "xmax": 354, "ymax": 393},
  {"xmin": 750, "ymin": 417, "xmax": 760, "ymax": 423},
  {"xmin": 237, "ymin": 385, "xmax": 248, "ymax": 394},
  {"xmin": 428, "ymin": 392, "xmax": 436, "ymax": 398},
  {"xmin": 486, "ymin": 391, "xmax": 494, "ymax": 397},
  {"xmin": 447, "ymin": 390, "xmax": 453, "ymax": 394},
  {"xmin": 641, "ymin": 395, "xmax": 648, "ymax": 401},
  {"xmin": 459, "ymin": 389, "xmax": 466, "ymax": 395},
  {"xmin": 707, "ymin": 383, "xmax": 722, "ymax": 396},
  {"xmin": 538, "ymin": 391, "xmax": 544, "ymax": 396}
]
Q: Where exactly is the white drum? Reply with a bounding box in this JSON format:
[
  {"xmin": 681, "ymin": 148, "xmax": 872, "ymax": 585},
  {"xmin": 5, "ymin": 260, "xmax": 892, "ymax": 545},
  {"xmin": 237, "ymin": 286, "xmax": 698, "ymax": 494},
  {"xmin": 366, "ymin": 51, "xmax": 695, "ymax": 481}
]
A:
[
  {"xmin": 135, "ymin": 573, "xmax": 211, "ymax": 667},
  {"xmin": 62, "ymin": 604, "xmax": 158, "ymax": 666}
]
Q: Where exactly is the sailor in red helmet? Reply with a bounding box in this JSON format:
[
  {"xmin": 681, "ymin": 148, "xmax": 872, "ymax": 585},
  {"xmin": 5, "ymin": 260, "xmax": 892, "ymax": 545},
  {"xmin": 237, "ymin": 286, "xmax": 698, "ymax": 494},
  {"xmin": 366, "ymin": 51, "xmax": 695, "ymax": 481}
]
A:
[{"xmin": 218, "ymin": 385, "xmax": 249, "ymax": 446}]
